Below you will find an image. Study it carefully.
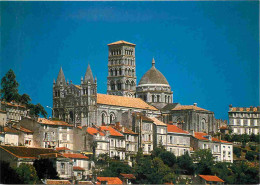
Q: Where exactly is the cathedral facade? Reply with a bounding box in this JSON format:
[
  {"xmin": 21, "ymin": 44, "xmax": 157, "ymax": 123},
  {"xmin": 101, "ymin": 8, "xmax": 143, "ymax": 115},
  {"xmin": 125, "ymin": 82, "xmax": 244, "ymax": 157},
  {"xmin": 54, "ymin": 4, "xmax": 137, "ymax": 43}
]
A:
[{"xmin": 52, "ymin": 40, "xmax": 216, "ymax": 133}]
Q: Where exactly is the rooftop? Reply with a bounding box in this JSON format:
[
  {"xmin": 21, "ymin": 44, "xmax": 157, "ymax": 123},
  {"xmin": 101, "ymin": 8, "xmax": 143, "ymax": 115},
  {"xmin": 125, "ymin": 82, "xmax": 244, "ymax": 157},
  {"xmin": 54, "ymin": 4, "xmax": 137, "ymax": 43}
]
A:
[
  {"xmin": 97, "ymin": 94, "xmax": 157, "ymax": 111},
  {"xmin": 38, "ymin": 118, "xmax": 73, "ymax": 127},
  {"xmin": 4, "ymin": 127, "xmax": 19, "ymax": 134},
  {"xmin": 120, "ymin": 173, "xmax": 136, "ymax": 179},
  {"xmin": 46, "ymin": 179, "xmax": 71, "ymax": 184},
  {"xmin": 0, "ymin": 145, "xmax": 59, "ymax": 159},
  {"xmin": 73, "ymin": 166, "xmax": 85, "ymax": 171},
  {"xmin": 229, "ymin": 107, "xmax": 259, "ymax": 112},
  {"xmin": 194, "ymin": 132, "xmax": 220, "ymax": 142},
  {"xmin": 172, "ymin": 105, "xmax": 209, "ymax": 111},
  {"xmin": 86, "ymin": 127, "xmax": 105, "ymax": 136},
  {"xmin": 149, "ymin": 117, "xmax": 167, "ymax": 126},
  {"xmin": 108, "ymin": 40, "xmax": 136, "ymax": 46},
  {"xmin": 100, "ymin": 126, "xmax": 124, "ymax": 137},
  {"xmin": 55, "ymin": 147, "xmax": 70, "ymax": 151},
  {"xmin": 12, "ymin": 125, "xmax": 33, "ymax": 133},
  {"xmin": 96, "ymin": 177, "xmax": 123, "ymax": 185},
  {"xmin": 167, "ymin": 124, "xmax": 189, "ymax": 134},
  {"xmin": 199, "ymin": 175, "xmax": 224, "ymax": 182},
  {"xmin": 63, "ymin": 153, "xmax": 89, "ymax": 159}
]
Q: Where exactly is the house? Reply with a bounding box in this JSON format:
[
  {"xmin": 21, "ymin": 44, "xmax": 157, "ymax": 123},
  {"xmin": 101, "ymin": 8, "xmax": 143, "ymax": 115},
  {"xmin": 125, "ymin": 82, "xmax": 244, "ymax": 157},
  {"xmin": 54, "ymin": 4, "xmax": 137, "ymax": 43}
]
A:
[
  {"xmin": 149, "ymin": 117, "xmax": 167, "ymax": 148},
  {"xmin": 194, "ymin": 175, "xmax": 224, "ymax": 185},
  {"xmin": 0, "ymin": 101, "xmax": 28, "ymax": 123},
  {"xmin": 166, "ymin": 124, "xmax": 191, "ymax": 156},
  {"xmin": 3, "ymin": 126, "xmax": 19, "ymax": 146},
  {"xmin": 12, "ymin": 124, "xmax": 33, "ymax": 147},
  {"xmin": 191, "ymin": 132, "xmax": 222, "ymax": 162},
  {"xmin": 96, "ymin": 177, "xmax": 123, "ymax": 185},
  {"xmin": 63, "ymin": 153, "xmax": 94, "ymax": 180},
  {"xmin": 112, "ymin": 122, "xmax": 138, "ymax": 166},
  {"xmin": 119, "ymin": 173, "xmax": 136, "ymax": 184},
  {"xmin": 18, "ymin": 117, "xmax": 74, "ymax": 149},
  {"xmin": 99, "ymin": 126, "xmax": 125, "ymax": 160},
  {"xmin": 0, "ymin": 145, "xmax": 73, "ymax": 179},
  {"xmin": 220, "ymin": 140, "xmax": 233, "ymax": 163},
  {"xmin": 132, "ymin": 113, "xmax": 154, "ymax": 155}
]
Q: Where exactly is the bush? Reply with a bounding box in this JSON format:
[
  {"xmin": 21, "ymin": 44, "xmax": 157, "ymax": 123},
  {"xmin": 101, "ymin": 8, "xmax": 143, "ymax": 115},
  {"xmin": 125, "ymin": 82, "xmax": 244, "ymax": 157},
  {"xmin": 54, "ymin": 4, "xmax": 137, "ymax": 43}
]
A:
[
  {"xmin": 249, "ymin": 145, "xmax": 256, "ymax": 151},
  {"xmin": 233, "ymin": 147, "xmax": 241, "ymax": 158},
  {"xmin": 245, "ymin": 151, "xmax": 255, "ymax": 161}
]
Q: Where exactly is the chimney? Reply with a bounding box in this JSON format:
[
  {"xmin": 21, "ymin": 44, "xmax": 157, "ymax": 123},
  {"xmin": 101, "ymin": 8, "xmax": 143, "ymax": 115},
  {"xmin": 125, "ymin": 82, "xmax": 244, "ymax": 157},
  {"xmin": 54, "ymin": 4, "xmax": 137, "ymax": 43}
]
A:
[
  {"xmin": 115, "ymin": 122, "xmax": 120, "ymax": 129},
  {"xmin": 193, "ymin": 103, "xmax": 197, "ymax": 107}
]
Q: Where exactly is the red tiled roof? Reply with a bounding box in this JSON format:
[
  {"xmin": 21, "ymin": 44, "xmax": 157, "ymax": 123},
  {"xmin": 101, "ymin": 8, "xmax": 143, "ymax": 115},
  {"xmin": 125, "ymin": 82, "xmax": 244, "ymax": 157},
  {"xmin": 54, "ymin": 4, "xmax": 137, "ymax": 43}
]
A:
[
  {"xmin": 1, "ymin": 101, "xmax": 26, "ymax": 108},
  {"xmin": 0, "ymin": 145, "xmax": 59, "ymax": 159},
  {"xmin": 73, "ymin": 166, "xmax": 85, "ymax": 171},
  {"xmin": 38, "ymin": 118, "xmax": 73, "ymax": 127},
  {"xmin": 194, "ymin": 132, "xmax": 220, "ymax": 142},
  {"xmin": 97, "ymin": 177, "xmax": 123, "ymax": 185},
  {"xmin": 4, "ymin": 127, "xmax": 19, "ymax": 134},
  {"xmin": 149, "ymin": 117, "xmax": 167, "ymax": 126},
  {"xmin": 87, "ymin": 127, "xmax": 105, "ymax": 136},
  {"xmin": 100, "ymin": 126, "xmax": 124, "ymax": 137},
  {"xmin": 199, "ymin": 175, "xmax": 224, "ymax": 182},
  {"xmin": 97, "ymin": 94, "xmax": 157, "ymax": 111},
  {"xmin": 12, "ymin": 125, "xmax": 33, "ymax": 133},
  {"xmin": 173, "ymin": 105, "xmax": 209, "ymax": 111},
  {"xmin": 63, "ymin": 153, "xmax": 89, "ymax": 159},
  {"xmin": 55, "ymin": 147, "xmax": 70, "ymax": 151},
  {"xmin": 120, "ymin": 173, "xmax": 136, "ymax": 179},
  {"xmin": 46, "ymin": 179, "xmax": 71, "ymax": 184},
  {"xmin": 220, "ymin": 140, "xmax": 232, "ymax": 144},
  {"xmin": 108, "ymin": 40, "xmax": 136, "ymax": 46},
  {"xmin": 0, "ymin": 109, "xmax": 7, "ymax": 113},
  {"xmin": 112, "ymin": 125, "xmax": 138, "ymax": 135},
  {"xmin": 167, "ymin": 124, "xmax": 189, "ymax": 134}
]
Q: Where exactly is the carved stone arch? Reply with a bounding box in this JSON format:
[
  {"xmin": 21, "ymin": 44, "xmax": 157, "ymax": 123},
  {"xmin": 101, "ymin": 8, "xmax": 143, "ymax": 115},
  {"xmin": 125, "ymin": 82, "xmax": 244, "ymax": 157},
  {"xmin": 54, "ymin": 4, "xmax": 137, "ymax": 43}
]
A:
[
  {"xmin": 101, "ymin": 111, "xmax": 108, "ymax": 125},
  {"xmin": 109, "ymin": 112, "xmax": 116, "ymax": 124},
  {"xmin": 110, "ymin": 80, "xmax": 116, "ymax": 90},
  {"xmin": 201, "ymin": 118, "xmax": 206, "ymax": 131}
]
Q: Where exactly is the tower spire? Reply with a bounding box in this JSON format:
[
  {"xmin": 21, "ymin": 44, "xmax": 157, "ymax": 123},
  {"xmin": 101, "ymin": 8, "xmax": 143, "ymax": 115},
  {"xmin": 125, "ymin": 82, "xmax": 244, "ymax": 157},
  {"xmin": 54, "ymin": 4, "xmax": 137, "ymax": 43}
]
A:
[
  {"xmin": 56, "ymin": 67, "xmax": 66, "ymax": 86},
  {"xmin": 152, "ymin": 57, "xmax": 155, "ymax": 67},
  {"xmin": 84, "ymin": 64, "xmax": 94, "ymax": 83}
]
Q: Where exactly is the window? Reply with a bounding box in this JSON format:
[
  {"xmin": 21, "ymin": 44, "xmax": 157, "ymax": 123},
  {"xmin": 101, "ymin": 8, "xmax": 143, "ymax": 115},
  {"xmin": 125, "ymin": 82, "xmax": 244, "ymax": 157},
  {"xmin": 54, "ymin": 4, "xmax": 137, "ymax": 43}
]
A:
[
  {"xmin": 101, "ymin": 113, "xmax": 106, "ymax": 124},
  {"xmin": 152, "ymin": 95, "xmax": 155, "ymax": 102},
  {"xmin": 157, "ymin": 95, "xmax": 160, "ymax": 102}
]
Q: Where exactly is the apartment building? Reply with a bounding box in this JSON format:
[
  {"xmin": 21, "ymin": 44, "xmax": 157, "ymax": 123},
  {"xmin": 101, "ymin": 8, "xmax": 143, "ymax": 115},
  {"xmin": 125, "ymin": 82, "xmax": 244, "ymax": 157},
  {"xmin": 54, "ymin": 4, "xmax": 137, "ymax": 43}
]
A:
[{"xmin": 228, "ymin": 105, "xmax": 260, "ymax": 135}]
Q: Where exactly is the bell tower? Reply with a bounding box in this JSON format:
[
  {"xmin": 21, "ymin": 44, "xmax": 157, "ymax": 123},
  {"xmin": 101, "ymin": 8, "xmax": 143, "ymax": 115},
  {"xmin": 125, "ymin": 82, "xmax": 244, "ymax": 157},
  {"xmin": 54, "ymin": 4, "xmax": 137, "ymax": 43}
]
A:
[{"xmin": 107, "ymin": 40, "xmax": 136, "ymax": 97}]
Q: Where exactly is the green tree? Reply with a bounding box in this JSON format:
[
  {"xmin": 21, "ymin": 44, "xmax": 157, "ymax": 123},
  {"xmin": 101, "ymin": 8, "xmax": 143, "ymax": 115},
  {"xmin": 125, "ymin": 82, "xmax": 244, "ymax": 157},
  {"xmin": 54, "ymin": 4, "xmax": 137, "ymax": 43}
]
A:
[
  {"xmin": 245, "ymin": 151, "xmax": 255, "ymax": 161},
  {"xmin": 0, "ymin": 161, "xmax": 23, "ymax": 184},
  {"xmin": 19, "ymin": 93, "xmax": 31, "ymax": 106},
  {"xmin": 33, "ymin": 159, "xmax": 59, "ymax": 180},
  {"xmin": 100, "ymin": 161, "xmax": 133, "ymax": 177},
  {"xmin": 192, "ymin": 149, "xmax": 215, "ymax": 175},
  {"xmin": 135, "ymin": 156, "xmax": 155, "ymax": 184},
  {"xmin": 152, "ymin": 157, "xmax": 175, "ymax": 184},
  {"xmin": 1, "ymin": 69, "xmax": 20, "ymax": 102},
  {"xmin": 16, "ymin": 163, "xmax": 39, "ymax": 184},
  {"xmin": 176, "ymin": 151, "xmax": 195, "ymax": 175},
  {"xmin": 28, "ymin": 103, "xmax": 47, "ymax": 118},
  {"xmin": 233, "ymin": 147, "xmax": 241, "ymax": 158},
  {"xmin": 212, "ymin": 162, "xmax": 235, "ymax": 184},
  {"xmin": 158, "ymin": 150, "xmax": 176, "ymax": 167}
]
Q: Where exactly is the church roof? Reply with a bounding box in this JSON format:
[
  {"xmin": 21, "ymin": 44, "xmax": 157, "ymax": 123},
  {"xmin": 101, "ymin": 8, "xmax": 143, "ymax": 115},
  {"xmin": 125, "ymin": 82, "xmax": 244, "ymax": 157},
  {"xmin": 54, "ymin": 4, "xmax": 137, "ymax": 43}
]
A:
[
  {"xmin": 108, "ymin": 40, "xmax": 136, "ymax": 46},
  {"xmin": 138, "ymin": 58, "xmax": 169, "ymax": 86},
  {"xmin": 97, "ymin": 94, "xmax": 157, "ymax": 111},
  {"xmin": 84, "ymin": 64, "xmax": 94, "ymax": 83},
  {"xmin": 56, "ymin": 67, "xmax": 66, "ymax": 86}
]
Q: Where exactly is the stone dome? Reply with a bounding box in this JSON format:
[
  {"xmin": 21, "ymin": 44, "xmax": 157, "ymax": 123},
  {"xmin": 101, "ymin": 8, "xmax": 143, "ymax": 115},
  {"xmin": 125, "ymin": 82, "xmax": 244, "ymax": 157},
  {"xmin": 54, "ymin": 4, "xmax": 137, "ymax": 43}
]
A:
[{"xmin": 138, "ymin": 58, "xmax": 169, "ymax": 86}]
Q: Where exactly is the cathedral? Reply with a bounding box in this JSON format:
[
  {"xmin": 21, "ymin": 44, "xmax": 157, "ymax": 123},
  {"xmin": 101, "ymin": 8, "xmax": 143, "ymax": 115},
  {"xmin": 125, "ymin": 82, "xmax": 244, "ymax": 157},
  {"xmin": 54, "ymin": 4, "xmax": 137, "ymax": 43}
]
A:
[{"xmin": 53, "ymin": 40, "xmax": 216, "ymax": 133}]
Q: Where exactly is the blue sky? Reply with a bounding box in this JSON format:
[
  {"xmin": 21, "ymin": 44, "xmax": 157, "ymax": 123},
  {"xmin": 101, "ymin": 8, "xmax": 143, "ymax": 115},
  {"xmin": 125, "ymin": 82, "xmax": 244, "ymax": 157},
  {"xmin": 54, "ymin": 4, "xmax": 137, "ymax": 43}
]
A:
[{"xmin": 1, "ymin": 1, "xmax": 259, "ymax": 120}]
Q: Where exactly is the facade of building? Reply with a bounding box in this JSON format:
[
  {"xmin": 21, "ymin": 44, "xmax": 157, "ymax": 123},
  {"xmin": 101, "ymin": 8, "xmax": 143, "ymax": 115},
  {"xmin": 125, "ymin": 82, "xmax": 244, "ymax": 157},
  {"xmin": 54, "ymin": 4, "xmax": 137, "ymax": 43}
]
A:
[
  {"xmin": 12, "ymin": 124, "xmax": 34, "ymax": 147},
  {"xmin": 228, "ymin": 105, "xmax": 260, "ymax": 135},
  {"xmin": 220, "ymin": 140, "xmax": 233, "ymax": 163},
  {"xmin": 0, "ymin": 101, "xmax": 28, "ymax": 123},
  {"xmin": 166, "ymin": 124, "xmax": 191, "ymax": 156},
  {"xmin": 149, "ymin": 117, "xmax": 167, "ymax": 148},
  {"xmin": 3, "ymin": 127, "xmax": 19, "ymax": 146}
]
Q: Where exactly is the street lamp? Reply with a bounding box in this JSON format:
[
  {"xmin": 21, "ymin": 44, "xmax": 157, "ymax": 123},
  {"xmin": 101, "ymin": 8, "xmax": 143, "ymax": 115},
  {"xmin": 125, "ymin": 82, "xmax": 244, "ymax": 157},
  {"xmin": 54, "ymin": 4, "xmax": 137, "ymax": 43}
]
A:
[{"xmin": 46, "ymin": 106, "xmax": 53, "ymax": 119}]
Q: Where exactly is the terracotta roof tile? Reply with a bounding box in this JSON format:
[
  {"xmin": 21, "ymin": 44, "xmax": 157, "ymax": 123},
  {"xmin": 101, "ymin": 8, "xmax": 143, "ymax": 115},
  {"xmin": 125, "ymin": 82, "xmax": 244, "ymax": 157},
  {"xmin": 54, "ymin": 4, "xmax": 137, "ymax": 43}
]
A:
[
  {"xmin": 220, "ymin": 140, "xmax": 232, "ymax": 144},
  {"xmin": 0, "ymin": 145, "xmax": 59, "ymax": 159},
  {"xmin": 73, "ymin": 166, "xmax": 85, "ymax": 171},
  {"xmin": 86, "ymin": 127, "xmax": 105, "ymax": 136},
  {"xmin": 172, "ymin": 105, "xmax": 209, "ymax": 111},
  {"xmin": 12, "ymin": 125, "xmax": 33, "ymax": 133},
  {"xmin": 46, "ymin": 179, "xmax": 71, "ymax": 184},
  {"xmin": 63, "ymin": 153, "xmax": 89, "ymax": 159},
  {"xmin": 55, "ymin": 147, "xmax": 70, "ymax": 151},
  {"xmin": 194, "ymin": 132, "xmax": 220, "ymax": 142},
  {"xmin": 108, "ymin": 40, "xmax": 136, "ymax": 46},
  {"xmin": 120, "ymin": 173, "xmax": 136, "ymax": 179},
  {"xmin": 4, "ymin": 127, "xmax": 19, "ymax": 134},
  {"xmin": 1, "ymin": 101, "xmax": 26, "ymax": 108},
  {"xmin": 97, "ymin": 177, "xmax": 123, "ymax": 185},
  {"xmin": 149, "ymin": 117, "xmax": 167, "ymax": 126},
  {"xmin": 97, "ymin": 94, "xmax": 157, "ymax": 111},
  {"xmin": 167, "ymin": 124, "xmax": 189, "ymax": 134},
  {"xmin": 100, "ymin": 126, "xmax": 124, "ymax": 137},
  {"xmin": 199, "ymin": 175, "xmax": 224, "ymax": 182},
  {"xmin": 0, "ymin": 109, "xmax": 7, "ymax": 113},
  {"xmin": 38, "ymin": 118, "xmax": 73, "ymax": 127}
]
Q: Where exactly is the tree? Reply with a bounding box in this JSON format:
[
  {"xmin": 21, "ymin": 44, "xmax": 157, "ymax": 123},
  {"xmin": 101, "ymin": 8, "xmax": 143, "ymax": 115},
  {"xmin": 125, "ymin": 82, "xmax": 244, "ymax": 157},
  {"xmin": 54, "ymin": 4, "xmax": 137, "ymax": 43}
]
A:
[
  {"xmin": 19, "ymin": 93, "xmax": 31, "ymax": 106},
  {"xmin": 16, "ymin": 163, "xmax": 39, "ymax": 184},
  {"xmin": 28, "ymin": 103, "xmax": 47, "ymax": 118},
  {"xmin": 233, "ymin": 147, "xmax": 241, "ymax": 158},
  {"xmin": 100, "ymin": 161, "xmax": 133, "ymax": 177},
  {"xmin": 212, "ymin": 162, "xmax": 235, "ymax": 184},
  {"xmin": 192, "ymin": 149, "xmax": 215, "ymax": 175},
  {"xmin": 0, "ymin": 161, "xmax": 23, "ymax": 184},
  {"xmin": 1, "ymin": 69, "xmax": 20, "ymax": 102},
  {"xmin": 152, "ymin": 157, "xmax": 175, "ymax": 184},
  {"xmin": 158, "ymin": 150, "xmax": 176, "ymax": 167},
  {"xmin": 33, "ymin": 159, "xmax": 59, "ymax": 180},
  {"xmin": 176, "ymin": 151, "xmax": 195, "ymax": 175},
  {"xmin": 245, "ymin": 151, "xmax": 255, "ymax": 161}
]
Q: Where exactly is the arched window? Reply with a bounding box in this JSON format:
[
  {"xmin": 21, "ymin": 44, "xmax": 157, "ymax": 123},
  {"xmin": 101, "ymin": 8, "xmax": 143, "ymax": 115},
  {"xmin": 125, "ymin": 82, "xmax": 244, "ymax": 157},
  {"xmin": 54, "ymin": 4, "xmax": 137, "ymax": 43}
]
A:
[
  {"xmin": 152, "ymin": 95, "xmax": 155, "ymax": 102},
  {"xmin": 110, "ymin": 114, "xmax": 114, "ymax": 124},
  {"xmin": 132, "ymin": 69, "xmax": 135, "ymax": 77},
  {"xmin": 111, "ymin": 81, "xmax": 115, "ymax": 90},
  {"xmin": 201, "ymin": 119, "xmax": 206, "ymax": 131},
  {"xmin": 119, "ymin": 68, "xmax": 122, "ymax": 75},
  {"xmin": 157, "ymin": 95, "xmax": 160, "ymax": 102},
  {"xmin": 125, "ymin": 69, "xmax": 128, "ymax": 76},
  {"xmin": 168, "ymin": 96, "xmax": 170, "ymax": 103},
  {"xmin": 110, "ymin": 69, "xmax": 113, "ymax": 76},
  {"xmin": 102, "ymin": 113, "xmax": 106, "ymax": 125},
  {"xmin": 128, "ymin": 69, "xmax": 131, "ymax": 76},
  {"xmin": 117, "ymin": 81, "xmax": 121, "ymax": 90},
  {"xmin": 69, "ymin": 111, "xmax": 74, "ymax": 122},
  {"xmin": 115, "ymin": 69, "xmax": 118, "ymax": 76}
]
